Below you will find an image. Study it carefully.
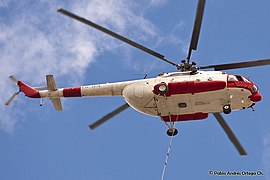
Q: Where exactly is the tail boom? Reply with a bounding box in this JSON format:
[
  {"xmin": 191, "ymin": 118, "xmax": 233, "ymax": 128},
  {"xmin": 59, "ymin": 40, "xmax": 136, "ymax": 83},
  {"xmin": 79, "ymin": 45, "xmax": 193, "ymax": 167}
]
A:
[
  {"xmin": 38, "ymin": 81, "xmax": 132, "ymax": 99},
  {"xmin": 16, "ymin": 76, "xmax": 141, "ymax": 112},
  {"xmin": 8, "ymin": 75, "xmax": 137, "ymax": 111}
]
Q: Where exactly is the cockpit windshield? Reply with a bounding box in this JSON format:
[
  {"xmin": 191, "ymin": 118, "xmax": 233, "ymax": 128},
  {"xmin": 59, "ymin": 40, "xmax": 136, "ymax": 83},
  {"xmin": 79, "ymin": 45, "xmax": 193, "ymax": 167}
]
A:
[
  {"xmin": 242, "ymin": 77, "xmax": 251, "ymax": 83},
  {"xmin": 228, "ymin": 74, "xmax": 253, "ymax": 83}
]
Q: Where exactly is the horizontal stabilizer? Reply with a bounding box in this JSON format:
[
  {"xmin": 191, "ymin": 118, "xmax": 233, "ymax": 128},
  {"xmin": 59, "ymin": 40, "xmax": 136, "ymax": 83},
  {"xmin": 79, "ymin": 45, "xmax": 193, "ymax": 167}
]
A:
[
  {"xmin": 46, "ymin": 74, "xmax": 63, "ymax": 111},
  {"xmin": 51, "ymin": 98, "xmax": 63, "ymax": 111},
  {"xmin": 46, "ymin": 75, "xmax": 58, "ymax": 91}
]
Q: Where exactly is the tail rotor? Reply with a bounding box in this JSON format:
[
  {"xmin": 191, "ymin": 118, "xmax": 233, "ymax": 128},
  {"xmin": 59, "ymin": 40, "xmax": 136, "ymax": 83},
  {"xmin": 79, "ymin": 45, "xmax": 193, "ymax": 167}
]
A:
[
  {"xmin": 9, "ymin": 75, "xmax": 18, "ymax": 85},
  {"xmin": 5, "ymin": 75, "xmax": 21, "ymax": 106}
]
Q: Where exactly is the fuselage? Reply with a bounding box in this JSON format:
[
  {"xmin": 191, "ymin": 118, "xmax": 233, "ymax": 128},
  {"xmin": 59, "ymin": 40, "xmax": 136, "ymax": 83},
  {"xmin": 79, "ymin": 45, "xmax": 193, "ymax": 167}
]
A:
[
  {"xmin": 19, "ymin": 71, "xmax": 262, "ymax": 122},
  {"xmin": 122, "ymin": 71, "xmax": 261, "ymax": 121}
]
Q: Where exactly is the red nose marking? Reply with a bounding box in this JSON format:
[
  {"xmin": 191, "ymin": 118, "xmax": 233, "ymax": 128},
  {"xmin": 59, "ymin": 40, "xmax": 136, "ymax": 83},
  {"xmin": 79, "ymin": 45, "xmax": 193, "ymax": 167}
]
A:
[{"xmin": 249, "ymin": 92, "xmax": 262, "ymax": 102}]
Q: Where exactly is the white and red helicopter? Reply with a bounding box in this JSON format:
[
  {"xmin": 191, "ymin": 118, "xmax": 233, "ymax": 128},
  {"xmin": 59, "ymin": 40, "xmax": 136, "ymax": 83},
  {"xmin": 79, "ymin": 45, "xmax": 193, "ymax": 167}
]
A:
[{"xmin": 5, "ymin": 0, "xmax": 270, "ymax": 156}]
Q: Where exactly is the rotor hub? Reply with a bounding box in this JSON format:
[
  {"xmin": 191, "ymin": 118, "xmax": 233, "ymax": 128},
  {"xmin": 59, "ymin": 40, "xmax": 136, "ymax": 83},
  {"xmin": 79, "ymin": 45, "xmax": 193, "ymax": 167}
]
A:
[{"xmin": 178, "ymin": 60, "xmax": 198, "ymax": 73}]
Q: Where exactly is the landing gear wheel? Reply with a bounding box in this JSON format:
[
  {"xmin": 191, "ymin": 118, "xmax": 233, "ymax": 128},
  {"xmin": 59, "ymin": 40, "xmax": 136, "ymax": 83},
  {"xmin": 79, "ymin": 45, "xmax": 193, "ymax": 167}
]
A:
[
  {"xmin": 166, "ymin": 128, "xmax": 178, "ymax": 136},
  {"xmin": 223, "ymin": 104, "xmax": 231, "ymax": 114}
]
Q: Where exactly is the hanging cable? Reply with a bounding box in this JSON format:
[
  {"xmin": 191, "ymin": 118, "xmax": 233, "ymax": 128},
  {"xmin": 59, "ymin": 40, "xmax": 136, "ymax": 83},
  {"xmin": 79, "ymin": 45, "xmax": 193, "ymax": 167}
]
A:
[{"xmin": 160, "ymin": 133, "xmax": 175, "ymax": 180}]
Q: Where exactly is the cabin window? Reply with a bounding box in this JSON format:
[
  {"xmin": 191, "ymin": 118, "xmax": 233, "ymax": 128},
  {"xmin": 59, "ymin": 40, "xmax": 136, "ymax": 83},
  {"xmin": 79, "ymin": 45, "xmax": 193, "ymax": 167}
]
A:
[{"xmin": 178, "ymin": 103, "xmax": 187, "ymax": 108}]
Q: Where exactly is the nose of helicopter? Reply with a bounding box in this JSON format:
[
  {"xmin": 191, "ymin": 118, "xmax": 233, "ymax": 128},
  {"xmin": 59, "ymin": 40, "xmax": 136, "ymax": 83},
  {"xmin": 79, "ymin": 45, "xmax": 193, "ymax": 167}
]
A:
[{"xmin": 249, "ymin": 92, "xmax": 262, "ymax": 102}]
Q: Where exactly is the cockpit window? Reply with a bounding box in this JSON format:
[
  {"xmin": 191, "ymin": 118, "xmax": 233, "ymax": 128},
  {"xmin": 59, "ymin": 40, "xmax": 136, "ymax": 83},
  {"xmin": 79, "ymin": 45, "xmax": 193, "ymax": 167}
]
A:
[
  {"xmin": 228, "ymin": 75, "xmax": 252, "ymax": 83},
  {"xmin": 228, "ymin": 75, "xmax": 238, "ymax": 82},
  {"xmin": 235, "ymin": 75, "xmax": 243, "ymax": 81},
  {"xmin": 242, "ymin": 77, "xmax": 251, "ymax": 83}
]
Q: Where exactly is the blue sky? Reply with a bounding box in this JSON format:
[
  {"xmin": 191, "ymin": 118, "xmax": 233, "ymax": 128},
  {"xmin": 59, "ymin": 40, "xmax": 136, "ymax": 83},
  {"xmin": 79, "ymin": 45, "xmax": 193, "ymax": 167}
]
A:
[{"xmin": 1, "ymin": 0, "xmax": 270, "ymax": 179}]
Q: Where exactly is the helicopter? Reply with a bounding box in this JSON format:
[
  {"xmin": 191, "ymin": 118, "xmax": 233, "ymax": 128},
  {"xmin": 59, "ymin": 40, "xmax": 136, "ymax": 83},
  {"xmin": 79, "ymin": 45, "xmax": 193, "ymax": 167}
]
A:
[{"xmin": 5, "ymin": 0, "xmax": 270, "ymax": 156}]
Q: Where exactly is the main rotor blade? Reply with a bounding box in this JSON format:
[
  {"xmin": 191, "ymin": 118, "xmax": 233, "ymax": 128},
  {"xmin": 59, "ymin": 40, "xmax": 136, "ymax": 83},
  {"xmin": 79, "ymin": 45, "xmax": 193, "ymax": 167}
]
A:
[
  {"xmin": 187, "ymin": 0, "xmax": 206, "ymax": 62},
  {"xmin": 58, "ymin": 9, "xmax": 179, "ymax": 67},
  {"xmin": 213, "ymin": 113, "xmax": 247, "ymax": 156},
  {"xmin": 5, "ymin": 92, "xmax": 20, "ymax": 106},
  {"xmin": 200, "ymin": 59, "xmax": 270, "ymax": 71},
  {"xmin": 89, "ymin": 103, "xmax": 130, "ymax": 130}
]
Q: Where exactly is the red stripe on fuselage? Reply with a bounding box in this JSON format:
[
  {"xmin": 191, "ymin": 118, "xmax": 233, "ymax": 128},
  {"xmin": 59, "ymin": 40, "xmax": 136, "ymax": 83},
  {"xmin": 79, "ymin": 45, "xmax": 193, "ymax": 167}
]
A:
[
  {"xmin": 227, "ymin": 81, "xmax": 252, "ymax": 89},
  {"xmin": 63, "ymin": 87, "xmax": 81, "ymax": 97},
  {"xmin": 153, "ymin": 80, "xmax": 226, "ymax": 96},
  {"xmin": 162, "ymin": 113, "xmax": 208, "ymax": 122}
]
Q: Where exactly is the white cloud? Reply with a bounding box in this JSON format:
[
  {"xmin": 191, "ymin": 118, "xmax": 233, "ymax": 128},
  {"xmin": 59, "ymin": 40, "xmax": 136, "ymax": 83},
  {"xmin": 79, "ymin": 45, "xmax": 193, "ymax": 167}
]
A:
[
  {"xmin": 156, "ymin": 22, "xmax": 187, "ymax": 50},
  {"xmin": 72, "ymin": 0, "xmax": 157, "ymax": 40},
  {"xmin": 0, "ymin": 0, "xmax": 158, "ymax": 133}
]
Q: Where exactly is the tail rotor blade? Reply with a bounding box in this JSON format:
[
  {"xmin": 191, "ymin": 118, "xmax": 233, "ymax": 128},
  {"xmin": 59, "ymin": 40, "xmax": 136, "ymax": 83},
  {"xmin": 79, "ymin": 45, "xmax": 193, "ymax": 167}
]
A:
[
  {"xmin": 213, "ymin": 113, "xmax": 247, "ymax": 156},
  {"xmin": 5, "ymin": 75, "xmax": 21, "ymax": 106},
  {"xmin": 89, "ymin": 103, "xmax": 130, "ymax": 130},
  {"xmin": 9, "ymin": 75, "xmax": 18, "ymax": 85},
  {"xmin": 5, "ymin": 92, "xmax": 20, "ymax": 106}
]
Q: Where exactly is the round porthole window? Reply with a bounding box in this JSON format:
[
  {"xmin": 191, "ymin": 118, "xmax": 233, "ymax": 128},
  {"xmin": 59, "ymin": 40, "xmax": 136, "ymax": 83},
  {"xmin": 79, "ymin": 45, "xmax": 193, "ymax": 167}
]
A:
[{"xmin": 157, "ymin": 83, "xmax": 168, "ymax": 94}]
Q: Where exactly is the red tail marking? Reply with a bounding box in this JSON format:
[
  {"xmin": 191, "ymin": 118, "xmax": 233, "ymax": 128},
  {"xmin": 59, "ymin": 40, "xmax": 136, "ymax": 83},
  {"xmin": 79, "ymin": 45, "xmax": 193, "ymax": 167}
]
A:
[{"xmin": 17, "ymin": 81, "xmax": 40, "ymax": 98}]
